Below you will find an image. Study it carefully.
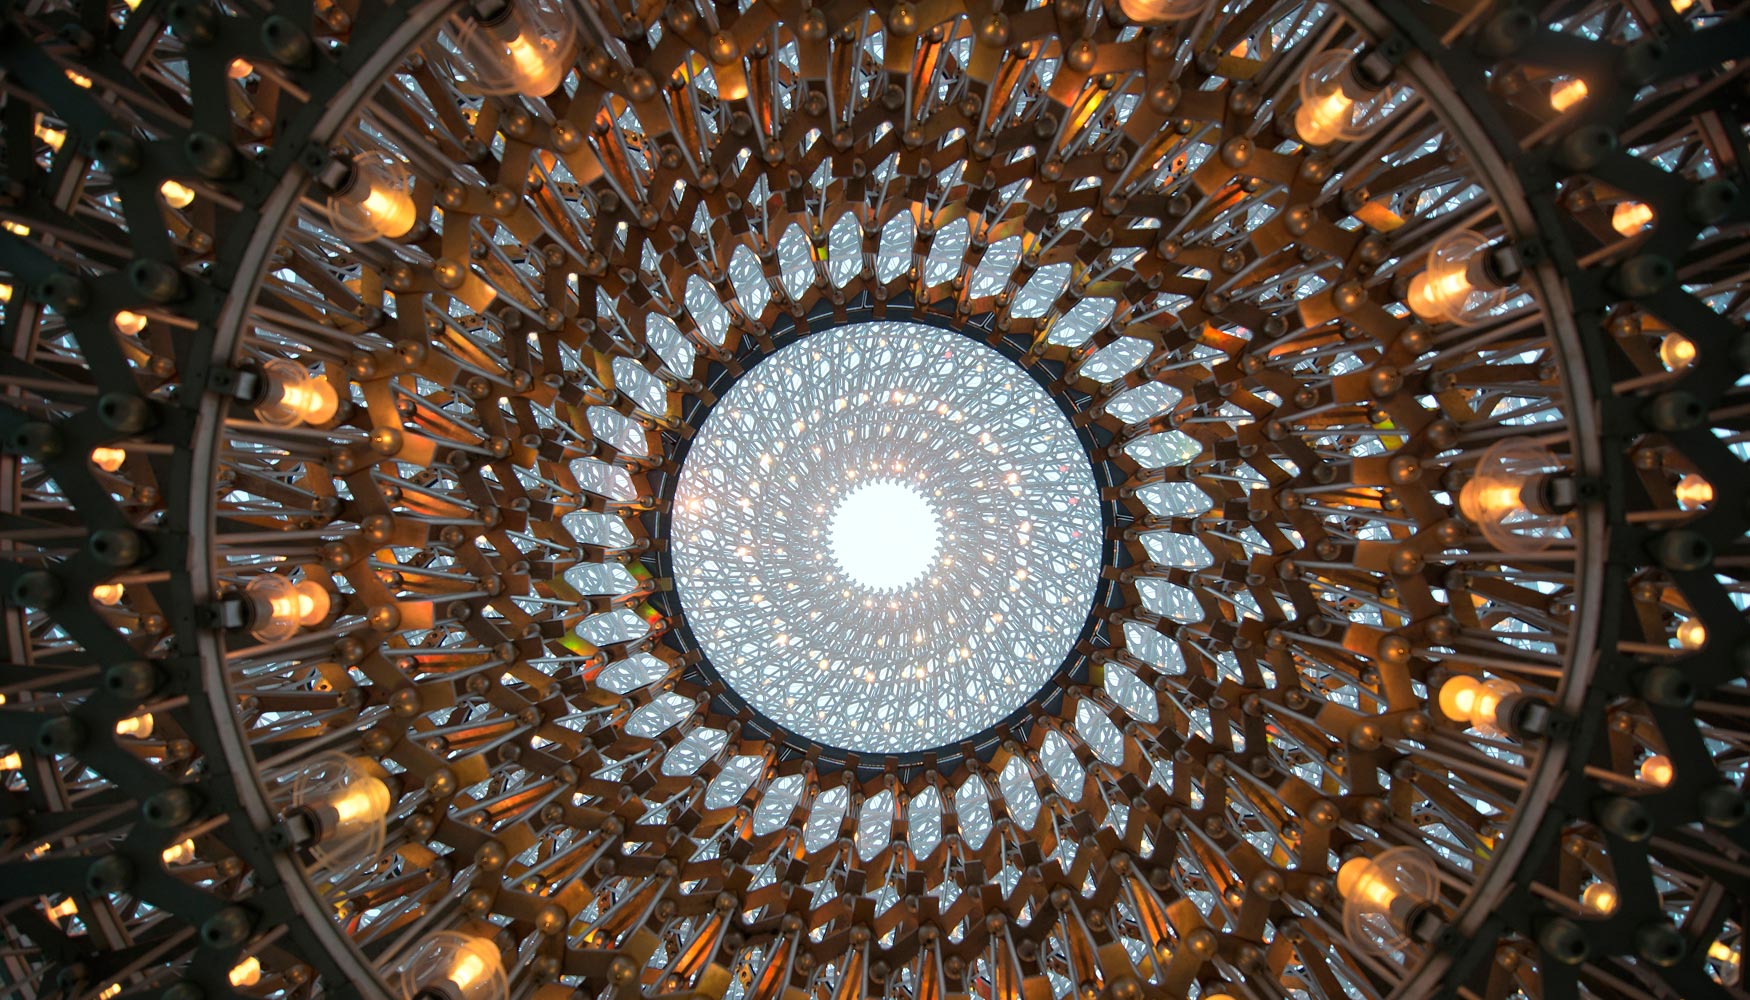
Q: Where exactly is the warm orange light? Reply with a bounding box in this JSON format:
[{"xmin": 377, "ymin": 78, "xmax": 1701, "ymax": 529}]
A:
[
  {"xmin": 1677, "ymin": 618, "xmax": 1707, "ymax": 650},
  {"xmin": 445, "ymin": 935, "xmax": 504, "ymax": 997},
  {"xmin": 1437, "ymin": 675, "xmax": 1518, "ymax": 734},
  {"xmin": 3, "ymin": 221, "xmax": 30, "ymax": 237},
  {"xmin": 1409, "ymin": 268, "xmax": 1473, "ymax": 322},
  {"xmin": 91, "ymin": 582, "xmax": 125, "ymax": 605},
  {"xmin": 1639, "ymin": 753, "xmax": 1674, "ymax": 787},
  {"xmin": 1550, "ymin": 78, "xmax": 1588, "ymax": 112},
  {"xmin": 1659, "ymin": 332, "xmax": 1696, "ymax": 370},
  {"xmin": 257, "ymin": 361, "xmax": 341, "ymax": 427},
  {"xmin": 1675, "ymin": 474, "xmax": 1713, "ymax": 510},
  {"xmin": 0, "ymin": 284, "xmax": 12, "ymax": 303},
  {"xmin": 1337, "ymin": 856, "xmax": 1398, "ymax": 908},
  {"xmin": 160, "ymin": 180, "xmax": 196, "ymax": 209},
  {"xmin": 91, "ymin": 447, "xmax": 127, "ymax": 472},
  {"xmin": 228, "ymin": 58, "xmax": 254, "ymax": 79},
  {"xmin": 114, "ymin": 712, "xmax": 154, "ymax": 738},
  {"xmin": 229, "ymin": 956, "xmax": 262, "ymax": 987},
  {"xmin": 1671, "ymin": 0, "xmax": 1696, "ymax": 12},
  {"xmin": 1296, "ymin": 84, "xmax": 1355, "ymax": 146},
  {"xmin": 65, "ymin": 69, "xmax": 93, "ymax": 88},
  {"xmin": 329, "ymin": 771, "xmax": 392, "ymax": 830},
  {"xmin": 1612, "ymin": 201, "xmax": 1654, "ymax": 235},
  {"xmin": 1710, "ymin": 939, "xmax": 1740, "ymax": 965},
  {"xmin": 113, "ymin": 310, "xmax": 148, "ymax": 335},
  {"xmin": 44, "ymin": 897, "xmax": 78, "ymax": 921},
  {"xmin": 162, "ymin": 837, "xmax": 197, "ymax": 865},
  {"xmin": 0, "ymin": 751, "xmax": 21, "ymax": 771},
  {"xmin": 34, "ymin": 117, "xmax": 65, "ymax": 152},
  {"xmin": 1581, "ymin": 881, "xmax": 1619, "ymax": 915}
]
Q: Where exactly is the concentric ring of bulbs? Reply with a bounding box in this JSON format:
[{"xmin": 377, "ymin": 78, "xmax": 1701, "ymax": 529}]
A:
[{"xmin": 671, "ymin": 320, "xmax": 1103, "ymax": 754}]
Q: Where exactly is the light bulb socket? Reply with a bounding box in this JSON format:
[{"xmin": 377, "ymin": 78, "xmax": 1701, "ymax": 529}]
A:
[
  {"xmin": 204, "ymin": 594, "xmax": 251, "ymax": 631},
  {"xmin": 469, "ymin": 0, "xmax": 512, "ymax": 26},
  {"xmin": 1497, "ymin": 693, "xmax": 1555, "ymax": 737}
]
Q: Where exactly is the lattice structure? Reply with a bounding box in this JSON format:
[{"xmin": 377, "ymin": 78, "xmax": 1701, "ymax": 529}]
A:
[{"xmin": 0, "ymin": 1, "xmax": 1745, "ymax": 1000}]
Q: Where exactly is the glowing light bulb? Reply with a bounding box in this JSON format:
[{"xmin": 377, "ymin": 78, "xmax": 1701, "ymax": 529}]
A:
[
  {"xmin": 1675, "ymin": 474, "xmax": 1713, "ymax": 510},
  {"xmin": 91, "ymin": 447, "xmax": 127, "ymax": 472},
  {"xmin": 159, "ymin": 180, "xmax": 196, "ymax": 209},
  {"xmin": 1677, "ymin": 618, "xmax": 1707, "ymax": 649},
  {"xmin": 91, "ymin": 583, "xmax": 125, "ymax": 605},
  {"xmin": 1659, "ymin": 332, "xmax": 1696, "ymax": 370},
  {"xmin": 1612, "ymin": 201, "xmax": 1653, "ymax": 235},
  {"xmin": 1457, "ymin": 439, "xmax": 1569, "ymax": 553},
  {"xmin": 329, "ymin": 772, "xmax": 392, "ymax": 831},
  {"xmin": 403, "ymin": 931, "xmax": 508, "ymax": 1000},
  {"xmin": 1292, "ymin": 49, "xmax": 1393, "ymax": 146},
  {"xmin": 1639, "ymin": 754, "xmax": 1674, "ymax": 787},
  {"xmin": 1550, "ymin": 78, "xmax": 1588, "ymax": 112},
  {"xmin": 1709, "ymin": 940, "xmax": 1740, "ymax": 965},
  {"xmin": 0, "ymin": 284, "xmax": 12, "ymax": 303},
  {"xmin": 1581, "ymin": 882, "xmax": 1619, "ymax": 915},
  {"xmin": 1114, "ymin": 0, "xmax": 1209, "ymax": 24},
  {"xmin": 229, "ymin": 956, "xmax": 262, "ymax": 987},
  {"xmin": 255, "ymin": 359, "xmax": 340, "ymax": 427},
  {"xmin": 244, "ymin": 575, "xmax": 332, "ymax": 641},
  {"xmin": 1437, "ymin": 675, "xmax": 1521, "ymax": 736},
  {"xmin": 34, "ymin": 117, "xmax": 65, "ymax": 152},
  {"xmin": 0, "ymin": 751, "xmax": 21, "ymax": 770},
  {"xmin": 3, "ymin": 221, "xmax": 31, "ymax": 237},
  {"xmin": 326, "ymin": 152, "xmax": 417, "ymax": 241},
  {"xmin": 1670, "ymin": 0, "xmax": 1694, "ymax": 10},
  {"xmin": 44, "ymin": 897, "xmax": 78, "ymax": 921},
  {"xmin": 1335, "ymin": 847, "xmax": 1440, "ymax": 951},
  {"xmin": 65, "ymin": 69, "xmax": 93, "ymax": 88},
  {"xmin": 228, "ymin": 58, "xmax": 254, "ymax": 79},
  {"xmin": 1407, "ymin": 230, "xmax": 1507, "ymax": 325},
  {"xmin": 114, "ymin": 713, "xmax": 154, "ymax": 738},
  {"xmin": 113, "ymin": 310, "xmax": 148, "ymax": 335},
  {"xmin": 454, "ymin": 0, "xmax": 579, "ymax": 97},
  {"xmin": 97, "ymin": 984, "xmax": 119, "ymax": 1000},
  {"xmin": 162, "ymin": 838, "xmax": 197, "ymax": 864}
]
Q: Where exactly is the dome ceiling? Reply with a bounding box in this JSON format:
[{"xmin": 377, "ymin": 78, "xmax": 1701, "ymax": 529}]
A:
[{"xmin": 0, "ymin": 1, "xmax": 1745, "ymax": 1000}]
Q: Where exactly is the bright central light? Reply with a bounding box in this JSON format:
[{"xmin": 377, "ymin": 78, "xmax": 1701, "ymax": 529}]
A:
[
  {"xmin": 671, "ymin": 320, "xmax": 1102, "ymax": 754},
  {"xmin": 828, "ymin": 481, "xmax": 940, "ymax": 591}
]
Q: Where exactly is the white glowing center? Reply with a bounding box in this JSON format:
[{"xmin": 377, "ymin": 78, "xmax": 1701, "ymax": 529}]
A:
[
  {"xmin": 671, "ymin": 320, "xmax": 1102, "ymax": 754},
  {"xmin": 828, "ymin": 481, "xmax": 941, "ymax": 591}
]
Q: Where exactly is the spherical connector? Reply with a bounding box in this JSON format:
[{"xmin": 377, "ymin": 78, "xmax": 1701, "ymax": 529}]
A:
[
  {"xmin": 1649, "ymin": 529, "xmax": 1711, "ymax": 572},
  {"xmin": 1553, "ymin": 126, "xmax": 1615, "ymax": 171},
  {"xmin": 1612, "ymin": 255, "xmax": 1673, "ymax": 298},
  {"xmin": 164, "ymin": 0, "xmax": 219, "ymax": 43},
  {"xmin": 1687, "ymin": 179, "xmax": 1738, "ymax": 226},
  {"xmin": 261, "ymin": 16, "xmax": 313, "ymax": 64},
  {"xmin": 105, "ymin": 660, "xmax": 164, "ymax": 700},
  {"xmin": 1634, "ymin": 922, "xmax": 1685, "ymax": 967},
  {"xmin": 143, "ymin": 788, "xmax": 199, "ymax": 828},
  {"xmin": 10, "ymin": 569, "xmax": 63, "ymax": 610},
  {"xmin": 184, "ymin": 132, "xmax": 237, "ymax": 180},
  {"xmin": 1698, "ymin": 785, "xmax": 1749, "ymax": 828},
  {"xmin": 85, "ymin": 854, "xmax": 136, "ymax": 894},
  {"xmin": 32, "ymin": 273, "xmax": 89, "ymax": 315},
  {"xmin": 1537, "ymin": 918, "xmax": 1590, "ymax": 965},
  {"xmin": 97, "ymin": 393, "xmax": 155, "ymax": 433},
  {"xmin": 1474, "ymin": 7, "xmax": 1535, "ymax": 58},
  {"xmin": 92, "ymin": 131, "xmax": 143, "ymax": 175},
  {"xmin": 160, "ymin": 981, "xmax": 206, "ymax": 1000},
  {"xmin": 128, "ymin": 259, "xmax": 187, "ymax": 304},
  {"xmin": 1637, "ymin": 665, "xmax": 1695, "ymax": 708},
  {"xmin": 36, "ymin": 715, "xmax": 85, "ymax": 755},
  {"xmin": 1594, "ymin": 796, "xmax": 1653, "ymax": 842},
  {"xmin": 1642, "ymin": 390, "xmax": 1704, "ymax": 432},
  {"xmin": 89, "ymin": 528, "xmax": 145, "ymax": 567},
  {"xmin": 8, "ymin": 422, "xmax": 64, "ymax": 460},
  {"xmin": 199, "ymin": 906, "xmax": 255, "ymax": 949}
]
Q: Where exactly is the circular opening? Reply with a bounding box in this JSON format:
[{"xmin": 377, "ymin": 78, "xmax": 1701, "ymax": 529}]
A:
[
  {"xmin": 828, "ymin": 479, "xmax": 942, "ymax": 591},
  {"xmin": 671, "ymin": 319, "xmax": 1102, "ymax": 754}
]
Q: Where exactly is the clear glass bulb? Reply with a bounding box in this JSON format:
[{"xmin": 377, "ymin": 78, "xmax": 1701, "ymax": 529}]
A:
[
  {"xmin": 255, "ymin": 359, "xmax": 341, "ymax": 428},
  {"xmin": 1436, "ymin": 675, "xmax": 1521, "ymax": 737},
  {"xmin": 1581, "ymin": 881, "xmax": 1619, "ymax": 915},
  {"xmin": 1457, "ymin": 439, "xmax": 1570, "ymax": 552},
  {"xmin": 1338, "ymin": 847, "xmax": 1440, "ymax": 951},
  {"xmin": 1115, "ymin": 0, "xmax": 1208, "ymax": 24},
  {"xmin": 1639, "ymin": 753, "xmax": 1674, "ymax": 787},
  {"xmin": 326, "ymin": 151, "xmax": 418, "ymax": 242},
  {"xmin": 244, "ymin": 575, "xmax": 331, "ymax": 642},
  {"xmin": 1293, "ymin": 50, "xmax": 1390, "ymax": 146},
  {"xmin": 399, "ymin": 931, "xmax": 507, "ymax": 1000},
  {"xmin": 447, "ymin": 0, "xmax": 578, "ymax": 98},
  {"xmin": 1407, "ymin": 230, "xmax": 1507, "ymax": 325}
]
